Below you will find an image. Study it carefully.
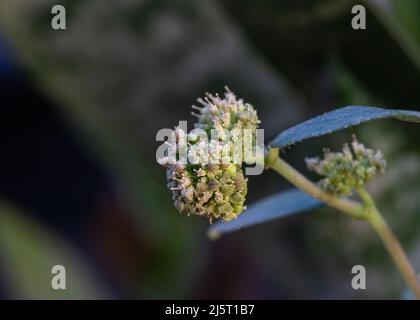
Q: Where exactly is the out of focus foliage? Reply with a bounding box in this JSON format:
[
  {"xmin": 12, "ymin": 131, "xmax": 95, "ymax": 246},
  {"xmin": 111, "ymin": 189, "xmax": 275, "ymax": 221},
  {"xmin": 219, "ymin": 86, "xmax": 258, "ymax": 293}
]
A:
[{"xmin": 0, "ymin": 0, "xmax": 420, "ymax": 299}]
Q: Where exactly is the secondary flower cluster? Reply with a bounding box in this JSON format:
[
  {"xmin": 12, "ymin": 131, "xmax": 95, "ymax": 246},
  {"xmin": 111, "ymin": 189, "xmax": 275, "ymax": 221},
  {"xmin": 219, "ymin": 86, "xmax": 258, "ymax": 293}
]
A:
[
  {"xmin": 305, "ymin": 136, "xmax": 386, "ymax": 196},
  {"xmin": 160, "ymin": 88, "xmax": 260, "ymax": 222}
]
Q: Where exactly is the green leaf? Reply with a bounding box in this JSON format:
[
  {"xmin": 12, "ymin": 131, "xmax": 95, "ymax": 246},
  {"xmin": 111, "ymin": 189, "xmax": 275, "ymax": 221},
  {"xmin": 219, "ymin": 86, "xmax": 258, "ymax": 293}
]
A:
[
  {"xmin": 208, "ymin": 189, "xmax": 322, "ymax": 238},
  {"xmin": 0, "ymin": 202, "xmax": 110, "ymax": 299},
  {"xmin": 269, "ymin": 106, "xmax": 420, "ymax": 149}
]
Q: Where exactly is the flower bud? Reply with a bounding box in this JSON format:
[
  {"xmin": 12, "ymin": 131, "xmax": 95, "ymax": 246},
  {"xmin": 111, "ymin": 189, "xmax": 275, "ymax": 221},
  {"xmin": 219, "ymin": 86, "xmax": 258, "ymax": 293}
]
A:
[{"xmin": 305, "ymin": 135, "xmax": 386, "ymax": 196}]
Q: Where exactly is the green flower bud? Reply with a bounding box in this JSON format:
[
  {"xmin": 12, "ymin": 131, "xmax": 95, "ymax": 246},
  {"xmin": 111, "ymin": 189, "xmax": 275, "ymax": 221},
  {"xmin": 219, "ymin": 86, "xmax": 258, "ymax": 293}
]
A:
[
  {"xmin": 306, "ymin": 135, "xmax": 386, "ymax": 196},
  {"xmin": 221, "ymin": 184, "xmax": 235, "ymax": 196},
  {"xmin": 218, "ymin": 202, "xmax": 233, "ymax": 215},
  {"xmin": 232, "ymin": 204, "xmax": 244, "ymax": 214}
]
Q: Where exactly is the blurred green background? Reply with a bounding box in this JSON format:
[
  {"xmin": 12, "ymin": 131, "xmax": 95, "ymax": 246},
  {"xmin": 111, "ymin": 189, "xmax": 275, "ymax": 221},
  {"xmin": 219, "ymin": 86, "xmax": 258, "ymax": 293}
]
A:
[{"xmin": 0, "ymin": 0, "xmax": 420, "ymax": 299}]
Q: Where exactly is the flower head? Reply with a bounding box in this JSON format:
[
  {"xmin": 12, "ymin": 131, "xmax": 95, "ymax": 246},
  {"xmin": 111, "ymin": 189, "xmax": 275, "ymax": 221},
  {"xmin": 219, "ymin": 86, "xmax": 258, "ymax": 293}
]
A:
[
  {"xmin": 306, "ymin": 135, "xmax": 386, "ymax": 196},
  {"xmin": 158, "ymin": 87, "xmax": 260, "ymax": 222}
]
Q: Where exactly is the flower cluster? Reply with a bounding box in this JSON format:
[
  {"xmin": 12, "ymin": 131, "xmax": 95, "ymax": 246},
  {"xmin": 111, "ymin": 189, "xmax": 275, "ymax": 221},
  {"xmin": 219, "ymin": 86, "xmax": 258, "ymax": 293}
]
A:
[
  {"xmin": 166, "ymin": 162, "xmax": 247, "ymax": 222},
  {"xmin": 160, "ymin": 88, "xmax": 260, "ymax": 222},
  {"xmin": 306, "ymin": 136, "xmax": 386, "ymax": 196},
  {"xmin": 193, "ymin": 88, "xmax": 260, "ymax": 140}
]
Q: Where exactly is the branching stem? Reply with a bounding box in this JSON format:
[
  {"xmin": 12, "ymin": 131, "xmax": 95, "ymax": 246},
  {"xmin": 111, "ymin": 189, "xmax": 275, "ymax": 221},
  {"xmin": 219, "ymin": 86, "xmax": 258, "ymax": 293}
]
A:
[
  {"xmin": 267, "ymin": 147, "xmax": 420, "ymax": 299},
  {"xmin": 357, "ymin": 188, "xmax": 420, "ymax": 299},
  {"xmin": 267, "ymin": 148, "xmax": 365, "ymax": 219}
]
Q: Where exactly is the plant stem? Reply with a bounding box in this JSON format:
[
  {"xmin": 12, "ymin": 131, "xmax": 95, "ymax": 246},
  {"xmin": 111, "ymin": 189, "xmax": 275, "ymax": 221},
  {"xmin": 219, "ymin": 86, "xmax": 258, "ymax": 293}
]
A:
[
  {"xmin": 267, "ymin": 149, "xmax": 365, "ymax": 219},
  {"xmin": 357, "ymin": 188, "xmax": 420, "ymax": 299},
  {"xmin": 266, "ymin": 148, "xmax": 420, "ymax": 298}
]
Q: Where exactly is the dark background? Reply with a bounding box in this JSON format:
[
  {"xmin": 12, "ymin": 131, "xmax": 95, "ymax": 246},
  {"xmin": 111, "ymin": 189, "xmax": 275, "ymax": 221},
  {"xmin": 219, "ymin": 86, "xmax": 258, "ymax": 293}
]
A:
[{"xmin": 0, "ymin": 0, "xmax": 420, "ymax": 299}]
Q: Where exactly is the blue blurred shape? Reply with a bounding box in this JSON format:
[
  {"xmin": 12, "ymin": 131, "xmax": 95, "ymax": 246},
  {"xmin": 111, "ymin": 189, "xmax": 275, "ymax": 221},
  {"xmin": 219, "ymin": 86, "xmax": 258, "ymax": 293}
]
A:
[
  {"xmin": 0, "ymin": 35, "xmax": 15, "ymax": 74},
  {"xmin": 208, "ymin": 188, "xmax": 322, "ymax": 238}
]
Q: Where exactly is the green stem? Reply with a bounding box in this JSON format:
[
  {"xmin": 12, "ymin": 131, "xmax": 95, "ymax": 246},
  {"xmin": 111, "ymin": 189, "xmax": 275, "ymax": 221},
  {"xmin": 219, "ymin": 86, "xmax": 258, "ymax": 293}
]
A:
[
  {"xmin": 267, "ymin": 149, "xmax": 365, "ymax": 219},
  {"xmin": 357, "ymin": 188, "xmax": 420, "ymax": 299},
  {"xmin": 266, "ymin": 148, "xmax": 420, "ymax": 299}
]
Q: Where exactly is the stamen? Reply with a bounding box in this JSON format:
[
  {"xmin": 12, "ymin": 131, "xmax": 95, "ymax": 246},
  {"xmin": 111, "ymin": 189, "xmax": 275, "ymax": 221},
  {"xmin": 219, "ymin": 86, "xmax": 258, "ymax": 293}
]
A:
[
  {"xmin": 197, "ymin": 98, "xmax": 207, "ymax": 106},
  {"xmin": 191, "ymin": 105, "xmax": 202, "ymax": 111}
]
